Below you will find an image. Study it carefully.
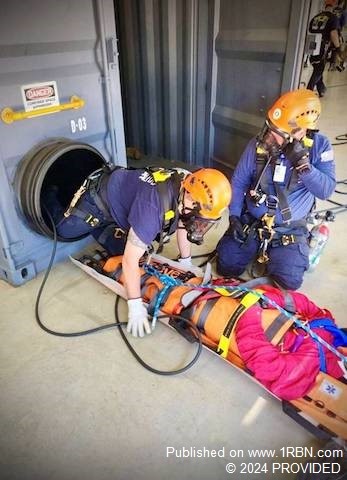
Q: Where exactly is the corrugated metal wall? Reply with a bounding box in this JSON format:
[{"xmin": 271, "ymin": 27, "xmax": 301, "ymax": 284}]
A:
[
  {"xmin": 115, "ymin": 0, "xmax": 310, "ymax": 171},
  {"xmin": 0, "ymin": 0, "xmax": 125, "ymax": 284},
  {"xmin": 115, "ymin": 0, "xmax": 214, "ymax": 166},
  {"xmin": 210, "ymin": 0, "xmax": 310, "ymax": 171}
]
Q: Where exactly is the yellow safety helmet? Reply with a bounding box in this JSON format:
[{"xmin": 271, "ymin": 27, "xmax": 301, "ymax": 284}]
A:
[
  {"xmin": 182, "ymin": 168, "xmax": 232, "ymax": 220},
  {"xmin": 267, "ymin": 89, "xmax": 321, "ymax": 138}
]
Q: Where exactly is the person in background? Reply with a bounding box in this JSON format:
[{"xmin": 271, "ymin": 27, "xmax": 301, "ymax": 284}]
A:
[
  {"xmin": 307, "ymin": 0, "xmax": 341, "ymax": 96},
  {"xmin": 328, "ymin": 0, "xmax": 347, "ymax": 71},
  {"xmin": 216, "ymin": 89, "xmax": 336, "ymax": 290},
  {"xmin": 47, "ymin": 166, "xmax": 231, "ymax": 337}
]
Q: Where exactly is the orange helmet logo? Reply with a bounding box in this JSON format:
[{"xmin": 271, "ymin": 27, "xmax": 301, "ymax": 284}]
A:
[{"xmin": 267, "ymin": 89, "xmax": 321, "ymax": 136}]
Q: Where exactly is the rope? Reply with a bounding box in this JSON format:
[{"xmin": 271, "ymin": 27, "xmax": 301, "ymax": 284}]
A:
[
  {"xmin": 143, "ymin": 264, "xmax": 347, "ymax": 367},
  {"xmin": 144, "ymin": 264, "xmax": 183, "ymax": 329}
]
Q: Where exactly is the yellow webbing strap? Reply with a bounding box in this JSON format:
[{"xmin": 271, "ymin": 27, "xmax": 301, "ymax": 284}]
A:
[
  {"xmin": 151, "ymin": 170, "xmax": 173, "ymax": 183},
  {"xmin": 256, "ymin": 146, "xmax": 267, "ymax": 155},
  {"xmin": 150, "ymin": 169, "xmax": 177, "ymax": 225},
  {"xmin": 217, "ymin": 291, "xmax": 260, "ymax": 358},
  {"xmin": 164, "ymin": 210, "xmax": 175, "ymax": 220},
  {"xmin": 302, "ymin": 136, "xmax": 313, "ymax": 148},
  {"xmin": 214, "ymin": 286, "xmax": 238, "ymax": 297}
]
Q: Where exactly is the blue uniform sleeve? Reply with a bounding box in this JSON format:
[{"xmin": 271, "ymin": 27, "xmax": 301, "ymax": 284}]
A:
[
  {"xmin": 298, "ymin": 134, "xmax": 336, "ymax": 200},
  {"xmin": 341, "ymin": 11, "xmax": 347, "ymax": 29},
  {"xmin": 128, "ymin": 189, "xmax": 162, "ymax": 245},
  {"xmin": 229, "ymin": 139, "xmax": 257, "ymax": 217},
  {"xmin": 330, "ymin": 13, "xmax": 340, "ymax": 31}
]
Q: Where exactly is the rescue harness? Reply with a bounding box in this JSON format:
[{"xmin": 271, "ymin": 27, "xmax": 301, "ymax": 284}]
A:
[
  {"xmin": 63, "ymin": 166, "xmax": 184, "ymax": 252},
  {"xmin": 246, "ymin": 136, "xmax": 314, "ymax": 263}
]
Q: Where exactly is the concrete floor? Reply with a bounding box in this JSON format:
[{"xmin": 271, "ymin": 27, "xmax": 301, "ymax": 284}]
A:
[{"xmin": 1, "ymin": 69, "xmax": 347, "ymax": 480}]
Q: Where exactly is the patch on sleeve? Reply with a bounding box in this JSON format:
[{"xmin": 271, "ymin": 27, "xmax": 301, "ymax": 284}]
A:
[{"xmin": 320, "ymin": 149, "xmax": 334, "ymax": 162}]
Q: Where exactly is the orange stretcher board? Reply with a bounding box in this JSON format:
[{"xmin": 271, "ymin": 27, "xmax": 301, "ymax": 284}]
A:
[{"xmin": 70, "ymin": 253, "xmax": 347, "ymax": 446}]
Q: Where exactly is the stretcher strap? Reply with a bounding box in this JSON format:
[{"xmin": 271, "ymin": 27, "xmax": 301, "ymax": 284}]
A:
[
  {"xmin": 264, "ymin": 313, "xmax": 294, "ymax": 345},
  {"xmin": 195, "ymin": 290, "xmax": 245, "ymax": 333},
  {"xmin": 307, "ymin": 318, "xmax": 347, "ymax": 373},
  {"xmin": 179, "ymin": 290, "xmax": 243, "ymax": 333},
  {"xmin": 196, "ymin": 298, "xmax": 219, "ymax": 332},
  {"xmin": 217, "ymin": 291, "xmax": 260, "ymax": 358},
  {"xmin": 144, "ymin": 265, "xmax": 182, "ymax": 328},
  {"xmin": 143, "ymin": 264, "xmax": 347, "ymax": 367},
  {"xmin": 107, "ymin": 264, "xmax": 123, "ymax": 281},
  {"xmin": 234, "ymin": 286, "xmax": 347, "ymax": 368}
]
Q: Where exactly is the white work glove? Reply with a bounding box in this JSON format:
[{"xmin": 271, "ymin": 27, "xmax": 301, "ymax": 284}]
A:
[
  {"xmin": 178, "ymin": 256, "xmax": 193, "ymax": 267},
  {"xmin": 127, "ymin": 298, "xmax": 151, "ymax": 338}
]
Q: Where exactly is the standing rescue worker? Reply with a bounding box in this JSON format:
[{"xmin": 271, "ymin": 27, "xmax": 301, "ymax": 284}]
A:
[
  {"xmin": 307, "ymin": 0, "xmax": 341, "ymax": 96},
  {"xmin": 216, "ymin": 89, "xmax": 336, "ymax": 290},
  {"xmin": 51, "ymin": 167, "xmax": 231, "ymax": 337}
]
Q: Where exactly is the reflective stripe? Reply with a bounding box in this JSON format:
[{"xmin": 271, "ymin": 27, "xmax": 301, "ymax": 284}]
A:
[
  {"xmin": 321, "ymin": 149, "xmax": 334, "ymax": 162},
  {"xmin": 214, "ymin": 286, "xmax": 241, "ymax": 297}
]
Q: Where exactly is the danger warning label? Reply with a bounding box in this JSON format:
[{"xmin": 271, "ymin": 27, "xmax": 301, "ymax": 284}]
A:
[{"xmin": 21, "ymin": 81, "xmax": 60, "ymax": 111}]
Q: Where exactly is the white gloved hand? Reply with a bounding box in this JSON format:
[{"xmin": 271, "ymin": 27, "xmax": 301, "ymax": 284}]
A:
[
  {"xmin": 127, "ymin": 298, "xmax": 151, "ymax": 337},
  {"xmin": 178, "ymin": 256, "xmax": 193, "ymax": 267}
]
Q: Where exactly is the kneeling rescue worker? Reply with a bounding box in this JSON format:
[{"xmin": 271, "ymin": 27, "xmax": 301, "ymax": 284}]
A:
[
  {"xmin": 51, "ymin": 166, "xmax": 231, "ymax": 337},
  {"xmin": 216, "ymin": 89, "xmax": 336, "ymax": 290}
]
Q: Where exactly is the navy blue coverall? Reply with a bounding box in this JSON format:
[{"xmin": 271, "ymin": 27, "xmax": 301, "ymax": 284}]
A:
[
  {"xmin": 49, "ymin": 169, "xmax": 178, "ymax": 255},
  {"xmin": 217, "ymin": 132, "xmax": 336, "ymax": 290}
]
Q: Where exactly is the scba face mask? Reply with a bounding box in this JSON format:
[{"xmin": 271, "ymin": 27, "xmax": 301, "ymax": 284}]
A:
[
  {"xmin": 257, "ymin": 121, "xmax": 290, "ymax": 157},
  {"xmin": 179, "ymin": 208, "xmax": 218, "ymax": 245}
]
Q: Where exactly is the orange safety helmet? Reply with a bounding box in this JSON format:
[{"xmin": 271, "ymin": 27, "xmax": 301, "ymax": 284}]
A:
[
  {"xmin": 267, "ymin": 89, "xmax": 321, "ymax": 138},
  {"xmin": 182, "ymin": 168, "xmax": 232, "ymax": 219},
  {"xmin": 325, "ymin": 0, "xmax": 337, "ymax": 7}
]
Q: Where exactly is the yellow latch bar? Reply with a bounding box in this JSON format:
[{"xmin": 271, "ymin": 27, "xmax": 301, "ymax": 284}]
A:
[{"xmin": 1, "ymin": 95, "xmax": 85, "ymax": 124}]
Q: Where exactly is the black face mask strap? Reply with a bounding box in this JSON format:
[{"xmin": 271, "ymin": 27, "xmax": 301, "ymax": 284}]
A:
[
  {"xmin": 178, "ymin": 208, "xmax": 199, "ymax": 244},
  {"xmin": 258, "ymin": 120, "xmax": 292, "ymax": 157}
]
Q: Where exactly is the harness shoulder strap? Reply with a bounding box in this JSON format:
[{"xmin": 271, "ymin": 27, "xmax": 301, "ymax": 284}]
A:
[
  {"xmin": 145, "ymin": 167, "xmax": 182, "ymax": 253},
  {"xmin": 263, "ymin": 290, "xmax": 296, "ymax": 345},
  {"xmin": 254, "ymin": 148, "xmax": 270, "ymax": 193},
  {"xmin": 270, "ymin": 160, "xmax": 293, "ymax": 222}
]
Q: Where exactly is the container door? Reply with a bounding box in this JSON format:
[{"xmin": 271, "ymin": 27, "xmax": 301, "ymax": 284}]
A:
[{"xmin": 209, "ymin": 0, "xmax": 310, "ymax": 171}]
